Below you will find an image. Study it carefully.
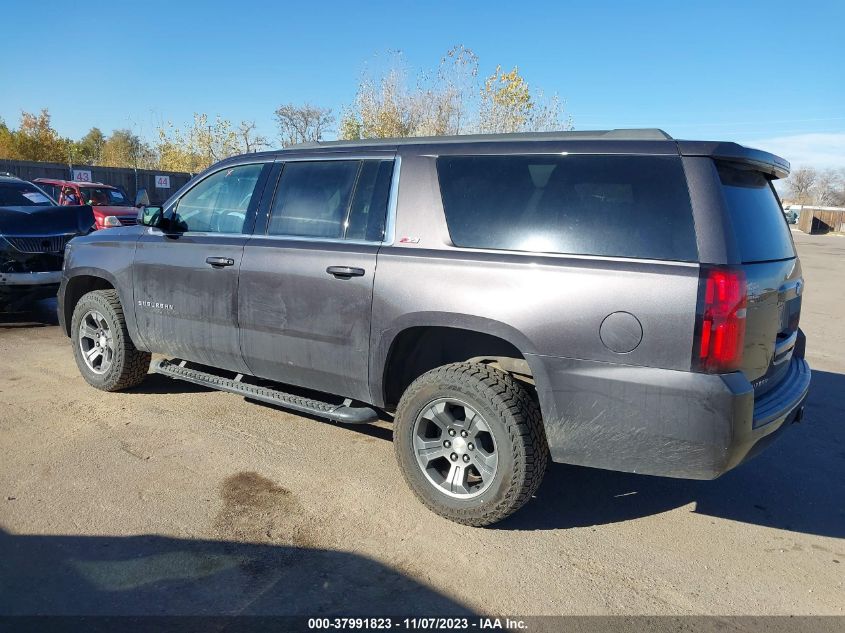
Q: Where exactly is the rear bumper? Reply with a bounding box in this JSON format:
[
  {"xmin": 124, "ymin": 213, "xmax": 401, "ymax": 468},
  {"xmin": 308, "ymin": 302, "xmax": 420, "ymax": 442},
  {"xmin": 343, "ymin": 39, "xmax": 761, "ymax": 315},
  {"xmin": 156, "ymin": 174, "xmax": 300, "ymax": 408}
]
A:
[{"xmin": 528, "ymin": 350, "xmax": 811, "ymax": 480}]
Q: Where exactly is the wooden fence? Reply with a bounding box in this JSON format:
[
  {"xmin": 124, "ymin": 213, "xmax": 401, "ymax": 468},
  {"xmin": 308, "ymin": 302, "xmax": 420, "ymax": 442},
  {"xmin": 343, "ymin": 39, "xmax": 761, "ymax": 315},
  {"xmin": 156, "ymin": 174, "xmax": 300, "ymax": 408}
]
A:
[
  {"xmin": 0, "ymin": 159, "xmax": 192, "ymax": 206},
  {"xmin": 796, "ymin": 206, "xmax": 845, "ymax": 234}
]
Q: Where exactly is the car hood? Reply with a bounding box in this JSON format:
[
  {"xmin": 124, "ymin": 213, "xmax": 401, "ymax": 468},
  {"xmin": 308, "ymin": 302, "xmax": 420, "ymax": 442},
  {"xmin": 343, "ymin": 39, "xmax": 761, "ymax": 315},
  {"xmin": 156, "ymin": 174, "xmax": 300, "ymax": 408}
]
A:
[{"xmin": 0, "ymin": 205, "xmax": 95, "ymax": 236}]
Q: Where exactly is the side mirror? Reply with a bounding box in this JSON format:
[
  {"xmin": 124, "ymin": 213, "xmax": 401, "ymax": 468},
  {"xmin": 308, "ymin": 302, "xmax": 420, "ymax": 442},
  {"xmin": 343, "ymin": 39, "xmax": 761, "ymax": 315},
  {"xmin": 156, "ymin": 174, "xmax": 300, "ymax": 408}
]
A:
[
  {"xmin": 135, "ymin": 188, "xmax": 151, "ymax": 208},
  {"xmin": 138, "ymin": 205, "xmax": 163, "ymax": 227}
]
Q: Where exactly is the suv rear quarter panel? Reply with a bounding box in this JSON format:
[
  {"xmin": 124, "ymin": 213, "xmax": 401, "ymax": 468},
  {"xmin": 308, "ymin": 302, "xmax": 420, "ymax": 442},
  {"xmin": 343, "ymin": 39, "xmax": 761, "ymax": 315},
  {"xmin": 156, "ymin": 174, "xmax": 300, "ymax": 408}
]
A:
[{"xmin": 370, "ymin": 148, "xmax": 703, "ymax": 409}]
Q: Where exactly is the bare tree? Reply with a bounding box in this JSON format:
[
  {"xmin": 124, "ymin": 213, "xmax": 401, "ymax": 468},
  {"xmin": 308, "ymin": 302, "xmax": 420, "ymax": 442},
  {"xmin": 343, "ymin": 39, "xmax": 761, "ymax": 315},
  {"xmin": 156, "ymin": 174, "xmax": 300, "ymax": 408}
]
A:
[
  {"xmin": 275, "ymin": 104, "xmax": 334, "ymax": 147},
  {"xmin": 786, "ymin": 167, "xmax": 818, "ymax": 204},
  {"xmin": 782, "ymin": 166, "xmax": 845, "ymax": 206},
  {"xmin": 237, "ymin": 121, "xmax": 269, "ymax": 153},
  {"xmin": 814, "ymin": 169, "xmax": 843, "ymax": 206}
]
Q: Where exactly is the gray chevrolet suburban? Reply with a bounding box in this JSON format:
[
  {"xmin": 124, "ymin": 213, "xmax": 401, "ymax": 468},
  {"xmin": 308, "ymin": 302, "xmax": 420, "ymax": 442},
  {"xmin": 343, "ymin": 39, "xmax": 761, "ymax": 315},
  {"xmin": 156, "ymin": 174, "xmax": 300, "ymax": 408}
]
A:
[{"xmin": 58, "ymin": 129, "xmax": 811, "ymax": 526}]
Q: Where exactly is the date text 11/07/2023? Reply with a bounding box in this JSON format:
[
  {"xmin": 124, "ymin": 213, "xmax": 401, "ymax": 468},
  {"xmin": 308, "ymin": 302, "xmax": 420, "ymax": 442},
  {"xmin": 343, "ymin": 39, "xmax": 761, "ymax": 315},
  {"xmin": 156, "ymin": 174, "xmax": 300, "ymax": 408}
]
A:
[{"xmin": 307, "ymin": 617, "xmax": 528, "ymax": 630}]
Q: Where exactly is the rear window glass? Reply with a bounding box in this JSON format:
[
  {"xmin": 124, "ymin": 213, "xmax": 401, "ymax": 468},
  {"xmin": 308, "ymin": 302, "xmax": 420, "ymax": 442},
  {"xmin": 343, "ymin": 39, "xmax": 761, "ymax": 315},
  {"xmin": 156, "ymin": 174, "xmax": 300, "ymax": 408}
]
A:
[
  {"xmin": 436, "ymin": 155, "xmax": 698, "ymax": 261},
  {"xmin": 717, "ymin": 163, "xmax": 795, "ymax": 263}
]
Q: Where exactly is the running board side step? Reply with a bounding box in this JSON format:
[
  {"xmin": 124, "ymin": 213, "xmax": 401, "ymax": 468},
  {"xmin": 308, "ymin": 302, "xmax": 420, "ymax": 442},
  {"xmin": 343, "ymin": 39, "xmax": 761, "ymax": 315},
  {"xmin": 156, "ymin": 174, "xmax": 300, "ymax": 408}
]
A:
[{"xmin": 153, "ymin": 358, "xmax": 379, "ymax": 424}]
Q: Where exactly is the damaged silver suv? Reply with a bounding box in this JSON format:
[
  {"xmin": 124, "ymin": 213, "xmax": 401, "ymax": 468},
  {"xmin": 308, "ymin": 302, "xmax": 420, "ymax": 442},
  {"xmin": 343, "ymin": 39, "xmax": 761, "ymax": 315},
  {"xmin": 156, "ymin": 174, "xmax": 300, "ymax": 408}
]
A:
[{"xmin": 59, "ymin": 129, "xmax": 811, "ymax": 526}]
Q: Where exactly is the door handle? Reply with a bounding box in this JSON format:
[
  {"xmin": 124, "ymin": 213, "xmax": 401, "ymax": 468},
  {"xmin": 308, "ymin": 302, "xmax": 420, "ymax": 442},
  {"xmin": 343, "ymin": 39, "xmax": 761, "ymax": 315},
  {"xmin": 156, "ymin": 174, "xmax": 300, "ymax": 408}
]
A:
[
  {"xmin": 206, "ymin": 256, "xmax": 235, "ymax": 267},
  {"xmin": 326, "ymin": 265, "xmax": 365, "ymax": 278}
]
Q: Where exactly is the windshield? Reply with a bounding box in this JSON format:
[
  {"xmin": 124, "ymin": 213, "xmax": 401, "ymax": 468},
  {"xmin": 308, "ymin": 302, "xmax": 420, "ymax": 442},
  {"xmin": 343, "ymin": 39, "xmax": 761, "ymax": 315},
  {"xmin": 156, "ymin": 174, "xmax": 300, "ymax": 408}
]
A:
[
  {"xmin": 0, "ymin": 182, "xmax": 55, "ymax": 207},
  {"xmin": 79, "ymin": 187, "xmax": 131, "ymax": 207}
]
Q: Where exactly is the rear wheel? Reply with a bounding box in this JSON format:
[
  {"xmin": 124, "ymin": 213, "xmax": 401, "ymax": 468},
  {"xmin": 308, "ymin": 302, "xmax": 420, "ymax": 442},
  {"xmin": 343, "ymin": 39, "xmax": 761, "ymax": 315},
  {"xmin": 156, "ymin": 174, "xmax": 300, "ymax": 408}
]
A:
[
  {"xmin": 71, "ymin": 289, "xmax": 150, "ymax": 391},
  {"xmin": 393, "ymin": 362, "xmax": 548, "ymax": 526}
]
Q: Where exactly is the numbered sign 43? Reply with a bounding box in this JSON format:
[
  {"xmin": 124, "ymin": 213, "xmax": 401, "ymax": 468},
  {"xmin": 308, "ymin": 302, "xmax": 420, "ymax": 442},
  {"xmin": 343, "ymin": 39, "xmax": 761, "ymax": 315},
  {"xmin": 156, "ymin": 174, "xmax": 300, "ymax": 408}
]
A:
[
  {"xmin": 155, "ymin": 175, "xmax": 171, "ymax": 189},
  {"xmin": 72, "ymin": 169, "xmax": 92, "ymax": 182}
]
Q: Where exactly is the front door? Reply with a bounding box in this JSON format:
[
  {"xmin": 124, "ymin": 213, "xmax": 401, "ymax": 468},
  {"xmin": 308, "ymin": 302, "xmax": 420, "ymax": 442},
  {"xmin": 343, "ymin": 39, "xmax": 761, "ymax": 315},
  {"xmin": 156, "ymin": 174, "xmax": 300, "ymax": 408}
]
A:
[
  {"xmin": 133, "ymin": 162, "xmax": 270, "ymax": 373},
  {"xmin": 238, "ymin": 157, "xmax": 395, "ymax": 401}
]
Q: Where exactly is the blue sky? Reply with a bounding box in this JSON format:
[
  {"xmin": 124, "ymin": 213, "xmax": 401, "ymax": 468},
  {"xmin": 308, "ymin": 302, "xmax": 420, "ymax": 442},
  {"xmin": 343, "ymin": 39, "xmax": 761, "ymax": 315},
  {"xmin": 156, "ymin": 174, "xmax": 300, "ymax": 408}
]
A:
[{"xmin": 2, "ymin": 0, "xmax": 843, "ymax": 167}]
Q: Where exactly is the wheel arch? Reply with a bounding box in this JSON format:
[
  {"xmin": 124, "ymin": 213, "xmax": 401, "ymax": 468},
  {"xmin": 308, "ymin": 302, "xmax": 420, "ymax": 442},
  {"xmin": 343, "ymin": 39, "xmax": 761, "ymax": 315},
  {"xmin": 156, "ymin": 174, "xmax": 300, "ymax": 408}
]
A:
[
  {"xmin": 373, "ymin": 313, "xmax": 541, "ymax": 411},
  {"xmin": 61, "ymin": 270, "xmax": 139, "ymax": 346}
]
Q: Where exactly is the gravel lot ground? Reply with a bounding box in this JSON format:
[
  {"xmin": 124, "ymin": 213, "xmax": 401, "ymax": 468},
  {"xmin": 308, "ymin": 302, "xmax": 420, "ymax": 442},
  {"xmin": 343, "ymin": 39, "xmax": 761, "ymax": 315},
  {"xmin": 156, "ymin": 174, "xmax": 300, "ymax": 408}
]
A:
[{"xmin": 0, "ymin": 231, "xmax": 842, "ymax": 616}]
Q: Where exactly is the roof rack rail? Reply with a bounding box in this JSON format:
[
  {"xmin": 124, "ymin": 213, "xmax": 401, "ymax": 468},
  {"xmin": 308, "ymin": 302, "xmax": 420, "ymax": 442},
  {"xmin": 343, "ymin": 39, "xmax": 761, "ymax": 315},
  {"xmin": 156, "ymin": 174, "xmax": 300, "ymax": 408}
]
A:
[{"xmin": 290, "ymin": 128, "xmax": 673, "ymax": 150}]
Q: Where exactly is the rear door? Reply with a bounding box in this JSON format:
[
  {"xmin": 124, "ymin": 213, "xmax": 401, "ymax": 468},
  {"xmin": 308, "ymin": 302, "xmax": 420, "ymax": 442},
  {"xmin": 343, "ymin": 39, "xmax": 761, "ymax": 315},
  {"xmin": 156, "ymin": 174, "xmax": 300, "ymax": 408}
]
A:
[
  {"xmin": 133, "ymin": 162, "xmax": 271, "ymax": 373},
  {"xmin": 238, "ymin": 157, "xmax": 395, "ymax": 401},
  {"xmin": 717, "ymin": 162, "xmax": 802, "ymax": 394}
]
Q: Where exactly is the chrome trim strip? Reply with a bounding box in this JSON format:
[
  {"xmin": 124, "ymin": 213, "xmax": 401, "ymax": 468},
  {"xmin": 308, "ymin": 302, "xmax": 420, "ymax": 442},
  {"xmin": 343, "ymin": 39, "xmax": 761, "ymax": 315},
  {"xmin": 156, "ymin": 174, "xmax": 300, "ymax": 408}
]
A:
[
  {"xmin": 0, "ymin": 271, "xmax": 63, "ymax": 285},
  {"xmin": 383, "ymin": 155, "xmax": 401, "ymax": 246},
  {"xmin": 1, "ymin": 232, "xmax": 77, "ymax": 238},
  {"xmin": 277, "ymin": 154, "xmax": 396, "ymax": 162},
  {"xmin": 246, "ymin": 235, "xmax": 385, "ymax": 247}
]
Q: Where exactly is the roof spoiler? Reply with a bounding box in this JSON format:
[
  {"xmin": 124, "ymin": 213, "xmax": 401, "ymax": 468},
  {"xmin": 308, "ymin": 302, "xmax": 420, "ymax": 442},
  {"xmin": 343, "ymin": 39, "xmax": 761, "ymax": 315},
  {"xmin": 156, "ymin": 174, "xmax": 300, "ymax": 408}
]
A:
[{"xmin": 677, "ymin": 140, "xmax": 790, "ymax": 179}]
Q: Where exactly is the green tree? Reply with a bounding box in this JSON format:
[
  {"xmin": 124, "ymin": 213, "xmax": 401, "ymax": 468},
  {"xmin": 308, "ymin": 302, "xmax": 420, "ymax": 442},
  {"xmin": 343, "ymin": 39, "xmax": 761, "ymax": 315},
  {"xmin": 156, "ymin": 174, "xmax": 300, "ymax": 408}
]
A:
[
  {"xmin": 3, "ymin": 109, "xmax": 71, "ymax": 162},
  {"xmin": 0, "ymin": 118, "xmax": 15, "ymax": 159},
  {"xmin": 100, "ymin": 129, "xmax": 155, "ymax": 169},
  {"xmin": 156, "ymin": 113, "xmax": 267, "ymax": 172},
  {"xmin": 76, "ymin": 127, "xmax": 105, "ymax": 165},
  {"xmin": 478, "ymin": 65, "xmax": 568, "ymax": 134},
  {"xmin": 340, "ymin": 47, "xmax": 569, "ymax": 140}
]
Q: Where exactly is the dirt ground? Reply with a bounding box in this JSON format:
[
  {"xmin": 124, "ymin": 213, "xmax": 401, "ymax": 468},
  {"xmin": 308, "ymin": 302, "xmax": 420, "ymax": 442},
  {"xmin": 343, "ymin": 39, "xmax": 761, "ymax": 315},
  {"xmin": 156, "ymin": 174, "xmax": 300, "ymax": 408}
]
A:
[{"xmin": 0, "ymin": 231, "xmax": 842, "ymax": 616}]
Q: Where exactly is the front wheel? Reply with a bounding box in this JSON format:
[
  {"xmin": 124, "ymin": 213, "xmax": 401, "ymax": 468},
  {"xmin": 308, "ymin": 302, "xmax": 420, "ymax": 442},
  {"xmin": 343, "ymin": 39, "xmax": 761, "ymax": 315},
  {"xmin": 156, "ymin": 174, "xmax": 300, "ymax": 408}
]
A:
[
  {"xmin": 71, "ymin": 289, "xmax": 151, "ymax": 391},
  {"xmin": 393, "ymin": 362, "xmax": 548, "ymax": 526}
]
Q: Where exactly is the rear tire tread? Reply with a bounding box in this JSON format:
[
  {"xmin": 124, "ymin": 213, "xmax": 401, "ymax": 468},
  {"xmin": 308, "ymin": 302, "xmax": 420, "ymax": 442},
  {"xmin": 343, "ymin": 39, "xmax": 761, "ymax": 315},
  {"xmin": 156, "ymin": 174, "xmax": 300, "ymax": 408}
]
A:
[{"xmin": 394, "ymin": 362, "xmax": 548, "ymax": 527}]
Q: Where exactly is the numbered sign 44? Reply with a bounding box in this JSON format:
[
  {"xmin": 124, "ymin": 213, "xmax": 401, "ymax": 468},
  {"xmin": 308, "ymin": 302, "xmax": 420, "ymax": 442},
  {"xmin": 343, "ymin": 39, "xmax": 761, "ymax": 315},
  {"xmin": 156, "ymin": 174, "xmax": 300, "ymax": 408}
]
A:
[{"xmin": 155, "ymin": 175, "xmax": 171, "ymax": 189}]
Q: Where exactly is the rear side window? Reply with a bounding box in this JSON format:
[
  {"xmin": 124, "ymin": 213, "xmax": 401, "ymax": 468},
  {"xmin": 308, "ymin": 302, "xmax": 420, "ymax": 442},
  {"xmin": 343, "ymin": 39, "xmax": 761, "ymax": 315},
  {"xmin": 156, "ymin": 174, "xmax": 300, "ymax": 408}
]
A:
[
  {"xmin": 267, "ymin": 160, "xmax": 393, "ymax": 241},
  {"xmin": 437, "ymin": 155, "xmax": 698, "ymax": 261},
  {"xmin": 35, "ymin": 182, "xmax": 59, "ymax": 201},
  {"xmin": 717, "ymin": 162, "xmax": 795, "ymax": 263}
]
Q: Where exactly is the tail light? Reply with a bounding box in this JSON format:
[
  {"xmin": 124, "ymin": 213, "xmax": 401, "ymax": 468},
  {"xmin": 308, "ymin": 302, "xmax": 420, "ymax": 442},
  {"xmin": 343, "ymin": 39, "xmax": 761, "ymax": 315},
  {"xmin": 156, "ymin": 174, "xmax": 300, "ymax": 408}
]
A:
[{"xmin": 693, "ymin": 266, "xmax": 747, "ymax": 373}]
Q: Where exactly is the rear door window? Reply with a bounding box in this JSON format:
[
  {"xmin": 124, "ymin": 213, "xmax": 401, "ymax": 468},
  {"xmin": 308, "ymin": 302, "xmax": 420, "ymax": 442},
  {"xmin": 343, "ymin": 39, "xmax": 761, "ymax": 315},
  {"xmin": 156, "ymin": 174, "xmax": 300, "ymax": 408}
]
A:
[
  {"xmin": 717, "ymin": 162, "xmax": 795, "ymax": 263},
  {"xmin": 436, "ymin": 155, "xmax": 698, "ymax": 261},
  {"xmin": 267, "ymin": 160, "xmax": 393, "ymax": 241}
]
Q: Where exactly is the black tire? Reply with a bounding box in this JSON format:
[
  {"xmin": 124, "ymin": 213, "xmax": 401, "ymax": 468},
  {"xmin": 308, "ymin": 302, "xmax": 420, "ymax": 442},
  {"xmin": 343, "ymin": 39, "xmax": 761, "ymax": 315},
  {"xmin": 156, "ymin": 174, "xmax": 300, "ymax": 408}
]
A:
[
  {"xmin": 71, "ymin": 289, "xmax": 151, "ymax": 392},
  {"xmin": 393, "ymin": 362, "xmax": 548, "ymax": 527}
]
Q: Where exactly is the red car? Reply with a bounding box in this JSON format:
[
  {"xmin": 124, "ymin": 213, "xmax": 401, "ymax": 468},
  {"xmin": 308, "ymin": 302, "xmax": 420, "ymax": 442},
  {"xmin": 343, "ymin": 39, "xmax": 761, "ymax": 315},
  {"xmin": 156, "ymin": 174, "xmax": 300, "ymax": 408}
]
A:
[{"xmin": 34, "ymin": 179, "xmax": 137, "ymax": 230}]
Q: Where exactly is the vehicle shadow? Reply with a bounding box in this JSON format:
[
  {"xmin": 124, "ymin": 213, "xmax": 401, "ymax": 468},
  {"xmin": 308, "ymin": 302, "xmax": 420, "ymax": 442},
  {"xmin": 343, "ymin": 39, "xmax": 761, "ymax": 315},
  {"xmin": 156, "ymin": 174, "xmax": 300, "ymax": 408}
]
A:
[
  {"xmin": 499, "ymin": 369, "xmax": 845, "ymax": 539},
  {"xmin": 0, "ymin": 528, "xmax": 471, "ymax": 616},
  {"xmin": 244, "ymin": 397, "xmax": 396, "ymax": 442},
  {"xmin": 0, "ymin": 298, "xmax": 58, "ymax": 329},
  {"xmin": 127, "ymin": 361, "xmax": 844, "ymax": 539}
]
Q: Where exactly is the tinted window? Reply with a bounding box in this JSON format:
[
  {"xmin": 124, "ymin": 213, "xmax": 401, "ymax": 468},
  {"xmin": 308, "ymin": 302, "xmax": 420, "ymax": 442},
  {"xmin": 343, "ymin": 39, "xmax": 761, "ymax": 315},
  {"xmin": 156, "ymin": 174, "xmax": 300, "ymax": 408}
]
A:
[
  {"xmin": 717, "ymin": 162, "xmax": 795, "ymax": 263},
  {"xmin": 267, "ymin": 160, "xmax": 393, "ymax": 241},
  {"xmin": 172, "ymin": 163, "xmax": 262, "ymax": 233},
  {"xmin": 345, "ymin": 160, "xmax": 394, "ymax": 241},
  {"xmin": 79, "ymin": 186, "xmax": 130, "ymax": 206},
  {"xmin": 35, "ymin": 182, "xmax": 59, "ymax": 201},
  {"xmin": 0, "ymin": 182, "xmax": 54, "ymax": 206},
  {"xmin": 437, "ymin": 155, "xmax": 698, "ymax": 261}
]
